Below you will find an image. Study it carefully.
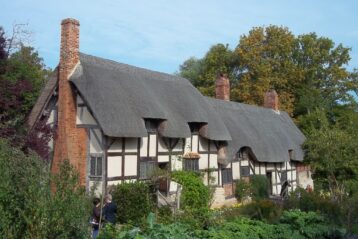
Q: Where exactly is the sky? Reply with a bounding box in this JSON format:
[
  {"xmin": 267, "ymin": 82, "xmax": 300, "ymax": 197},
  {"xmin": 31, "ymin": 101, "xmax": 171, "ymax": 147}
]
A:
[{"xmin": 1, "ymin": 0, "xmax": 357, "ymax": 74}]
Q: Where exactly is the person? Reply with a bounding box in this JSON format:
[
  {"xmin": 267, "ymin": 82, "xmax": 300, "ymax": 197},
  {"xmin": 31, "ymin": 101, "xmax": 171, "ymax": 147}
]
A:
[
  {"xmin": 91, "ymin": 197, "xmax": 101, "ymax": 239},
  {"xmin": 280, "ymin": 180, "xmax": 291, "ymax": 199},
  {"xmin": 103, "ymin": 194, "xmax": 117, "ymax": 224}
]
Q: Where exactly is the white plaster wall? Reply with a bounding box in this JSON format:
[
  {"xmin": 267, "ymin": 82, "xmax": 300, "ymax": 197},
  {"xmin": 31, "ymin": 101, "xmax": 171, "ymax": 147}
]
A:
[
  {"xmin": 89, "ymin": 181, "xmax": 103, "ymax": 196},
  {"xmin": 209, "ymin": 154, "xmax": 218, "ymax": 169},
  {"xmin": 149, "ymin": 134, "xmax": 157, "ymax": 157},
  {"xmin": 158, "ymin": 155, "xmax": 169, "ymax": 163},
  {"xmin": 298, "ymin": 171, "xmax": 313, "ymax": 189},
  {"xmin": 172, "ymin": 139, "xmax": 183, "ymax": 152},
  {"xmin": 108, "ymin": 139, "xmax": 122, "ymax": 153},
  {"xmin": 199, "ymin": 154, "xmax": 208, "ymax": 169},
  {"xmin": 140, "ymin": 136, "xmax": 148, "ymax": 157},
  {"xmin": 125, "ymin": 138, "xmax": 138, "ymax": 153},
  {"xmin": 169, "ymin": 181, "xmax": 178, "ymax": 193},
  {"xmin": 158, "ymin": 137, "xmax": 169, "ymax": 152},
  {"xmin": 232, "ymin": 162, "xmax": 240, "ymax": 180},
  {"xmin": 199, "ymin": 137, "xmax": 208, "ymax": 151},
  {"xmin": 107, "ymin": 156, "xmax": 122, "ymax": 177},
  {"xmin": 209, "ymin": 141, "xmax": 217, "ymax": 152},
  {"xmin": 125, "ymin": 179, "xmax": 137, "ymax": 183},
  {"xmin": 90, "ymin": 129, "xmax": 102, "ymax": 153},
  {"xmin": 184, "ymin": 137, "xmax": 191, "ymax": 153},
  {"xmin": 266, "ymin": 163, "xmax": 274, "ymax": 171},
  {"xmin": 171, "ymin": 155, "xmax": 183, "ymax": 171},
  {"xmin": 192, "ymin": 135, "xmax": 199, "ymax": 152},
  {"xmin": 124, "ymin": 155, "xmax": 137, "ymax": 176},
  {"xmin": 107, "ymin": 180, "xmax": 121, "ymax": 186},
  {"xmin": 209, "ymin": 171, "xmax": 218, "ymax": 185}
]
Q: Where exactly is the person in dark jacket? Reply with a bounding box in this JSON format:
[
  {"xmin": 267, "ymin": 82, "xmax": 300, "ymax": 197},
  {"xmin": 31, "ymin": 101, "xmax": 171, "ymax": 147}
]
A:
[
  {"xmin": 91, "ymin": 197, "xmax": 101, "ymax": 239},
  {"xmin": 103, "ymin": 194, "xmax": 117, "ymax": 224}
]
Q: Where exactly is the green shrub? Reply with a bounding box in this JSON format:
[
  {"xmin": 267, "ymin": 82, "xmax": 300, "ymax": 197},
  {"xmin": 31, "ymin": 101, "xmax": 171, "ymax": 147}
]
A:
[
  {"xmin": 284, "ymin": 188, "xmax": 341, "ymax": 223},
  {"xmin": 239, "ymin": 199, "xmax": 282, "ymax": 222},
  {"xmin": 0, "ymin": 139, "xmax": 91, "ymax": 239},
  {"xmin": 176, "ymin": 207, "xmax": 217, "ymax": 230},
  {"xmin": 47, "ymin": 160, "xmax": 92, "ymax": 238},
  {"xmin": 0, "ymin": 139, "xmax": 50, "ymax": 238},
  {"xmin": 250, "ymin": 175, "xmax": 269, "ymax": 200},
  {"xmin": 280, "ymin": 210, "xmax": 345, "ymax": 239},
  {"xmin": 157, "ymin": 206, "xmax": 174, "ymax": 224},
  {"xmin": 235, "ymin": 179, "xmax": 251, "ymax": 202},
  {"xmin": 171, "ymin": 171, "xmax": 211, "ymax": 210},
  {"xmin": 111, "ymin": 181, "xmax": 154, "ymax": 224}
]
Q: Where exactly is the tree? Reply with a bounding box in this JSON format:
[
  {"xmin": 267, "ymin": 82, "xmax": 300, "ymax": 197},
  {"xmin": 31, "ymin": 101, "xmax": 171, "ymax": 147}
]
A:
[
  {"xmin": 303, "ymin": 109, "xmax": 358, "ymax": 201},
  {"xmin": 0, "ymin": 139, "xmax": 91, "ymax": 239},
  {"xmin": 234, "ymin": 26, "xmax": 297, "ymax": 113},
  {"xmin": 293, "ymin": 33, "xmax": 357, "ymax": 116},
  {"xmin": 0, "ymin": 26, "xmax": 51, "ymax": 157},
  {"xmin": 0, "ymin": 27, "xmax": 7, "ymax": 61},
  {"xmin": 177, "ymin": 26, "xmax": 358, "ymax": 117},
  {"xmin": 178, "ymin": 44, "xmax": 236, "ymax": 98}
]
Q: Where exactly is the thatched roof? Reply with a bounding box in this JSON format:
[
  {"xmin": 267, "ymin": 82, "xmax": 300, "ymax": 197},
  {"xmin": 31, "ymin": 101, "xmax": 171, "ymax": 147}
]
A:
[
  {"xmin": 70, "ymin": 53, "xmax": 231, "ymax": 140},
  {"xmin": 207, "ymin": 97, "xmax": 305, "ymax": 164}
]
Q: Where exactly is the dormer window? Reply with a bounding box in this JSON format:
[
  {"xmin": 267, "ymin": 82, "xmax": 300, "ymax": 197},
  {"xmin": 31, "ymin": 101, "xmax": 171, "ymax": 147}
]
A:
[
  {"xmin": 145, "ymin": 119, "xmax": 159, "ymax": 133},
  {"xmin": 188, "ymin": 122, "xmax": 205, "ymax": 133},
  {"xmin": 289, "ymin": 150, "xmax": 294, "ymax": 160}
]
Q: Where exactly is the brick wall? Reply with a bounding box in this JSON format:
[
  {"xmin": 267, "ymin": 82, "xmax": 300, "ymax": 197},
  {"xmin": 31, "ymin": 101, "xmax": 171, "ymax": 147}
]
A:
[
  {"xmin": 52, "ymin": 19, "xmax": 88, "ymax": 185},
  {"xmin": 264, "ymin": 89, "xmax": 279, "ymax": 111},
  {"xmin": 223, "ymin": 183, "xmax": 233, "ymax": 197},
  {"xmin": 215, "ymin": 73, "xmax": 230, "ymax": 101}
]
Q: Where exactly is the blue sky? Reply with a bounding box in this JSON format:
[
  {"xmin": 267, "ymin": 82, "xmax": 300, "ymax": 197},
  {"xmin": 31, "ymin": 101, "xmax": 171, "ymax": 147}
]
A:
[{"xmin": 1, "ymin": 0, "xmax": 357, "ymax": 74}]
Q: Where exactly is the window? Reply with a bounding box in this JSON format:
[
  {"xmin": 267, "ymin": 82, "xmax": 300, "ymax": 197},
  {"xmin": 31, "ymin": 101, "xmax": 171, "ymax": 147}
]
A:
[
  {"xmin": 145, "ymin": 120, "xmax": 159, "ymax": 133},
  {"xmin": 139, "ymin": 157, "xmax": 156, "ymax": 179},
  {"xmin": 222, "ymin": 168, "xmax": 233, "ymax": 184},
  {"xmin": 184, "ymin": 159, "xmax": 199, "ymax": 171},
  {"xmin": 281, "ymin": 171, "xmax": 288, "ymax": 183},
  {"xmin": 90, "ymin": 156, "xmax": 102, "ymax": 177},
  {"xmin": 240, "ymin": 166, "xmax": 250, "ymax": 177}
]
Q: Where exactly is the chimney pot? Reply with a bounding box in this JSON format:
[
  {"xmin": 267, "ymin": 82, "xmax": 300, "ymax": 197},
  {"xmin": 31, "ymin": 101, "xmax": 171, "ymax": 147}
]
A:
[
  {"xmin": 215, "ymin": 73, "xmax": 230, "ymax": 101},
  {"xmin": 60, "ymin": 18, "xmax": 80, "ymax": 72},
  {"xmin": 264, "ymin": 89, "xmax": 279, "ymax": 111}
]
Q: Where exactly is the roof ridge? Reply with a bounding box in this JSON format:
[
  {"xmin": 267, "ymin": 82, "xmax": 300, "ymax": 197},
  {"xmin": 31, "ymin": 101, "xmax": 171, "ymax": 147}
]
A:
[
  {"xmin": 206, "ymin": 96, "xmax": 283, "ymax": 113},
  {"xmin": 79, "ymin": 52, "xmax": 189, "ymax": 83}
]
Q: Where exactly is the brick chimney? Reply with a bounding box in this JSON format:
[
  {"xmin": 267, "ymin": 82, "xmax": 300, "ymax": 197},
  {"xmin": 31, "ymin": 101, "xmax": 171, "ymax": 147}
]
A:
[
  {"xmin": 52, "ymin": 18, "xmax": 88, "ymax": 185},
  {"xmin": 215, "ymin": 73, "xmax": 230, "ymax": 101},
  {"xmin": 264, "ymin": 89, "xmax": 279, "ymax": 111}
]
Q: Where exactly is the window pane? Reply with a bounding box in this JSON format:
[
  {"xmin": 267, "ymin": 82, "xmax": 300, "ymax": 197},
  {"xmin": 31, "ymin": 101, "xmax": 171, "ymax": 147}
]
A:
[
  {"xmin": 240, "ymin": 166, "xmax": 250, "ymax": 177},
  {"xmin": 90, "ymin": 157, "xmax": 96, "ymax": 176},
  {"xmin": 194, "ymin": 160, "xmax": 199, "ymax": 171},
  {"xmin": 97, "ymin": 157, "xmax": 102, "ymax": 176},
  {"xmin": 281, "ymin": 171, "xmax": 287, "ymax": 183},
  {"xmin": 222, "ymin": 168, "xmax": 232, "ymax": 184},
  {"xmin": 184, "ymin": 159, "xmax": 199, "ymax": 171},
  {"xmin": 140, "ymin": 162, "xmax": 147, "ymax": 179}
]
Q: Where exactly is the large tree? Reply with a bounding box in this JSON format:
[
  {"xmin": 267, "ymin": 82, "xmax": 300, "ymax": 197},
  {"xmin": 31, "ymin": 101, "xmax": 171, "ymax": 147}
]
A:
[
  {"xmin": 177, "ymin": 44, "xmax": 236, "ymax": 98},
  {"xmin": 178, "ymin": 25, "xmax": 358, "ymax": 117},
  {"xmin": 0, "ymin": 26, "xmax": 51, "ymax": 158}
]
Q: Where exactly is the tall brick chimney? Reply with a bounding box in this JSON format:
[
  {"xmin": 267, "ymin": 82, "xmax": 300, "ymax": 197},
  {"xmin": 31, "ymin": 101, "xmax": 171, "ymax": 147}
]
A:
[
  {"xmin": 52, "ymin": 18, "xmax": 88, "ymax": 185},
  {"xmin": 264, "ymin": 89, "xmax": 279, "ymax": 111},
  {"xmin": 215, "ymin": 73, "xmax": 230, "ymax": 101}
]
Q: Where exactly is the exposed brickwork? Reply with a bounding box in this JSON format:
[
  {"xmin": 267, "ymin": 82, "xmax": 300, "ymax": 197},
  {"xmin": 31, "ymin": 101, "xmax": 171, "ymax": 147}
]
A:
[
  {"xmin": 52, "ymin": 18, "xmax": 88, "ymax": 185},
  {"xmin": 264, "ymin": 89, "xmax": 279, "ymax": 111},
  {"xmin": 296, "ymin": 162, "xmax": 310, "ymax": 173},
  {"xmin": 215, "ymin": 73, "xmax": 230, "ymax": 101},
  {"xmin": 223, "ymin": 183, "xmax": 233, "ymax": 197}
]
